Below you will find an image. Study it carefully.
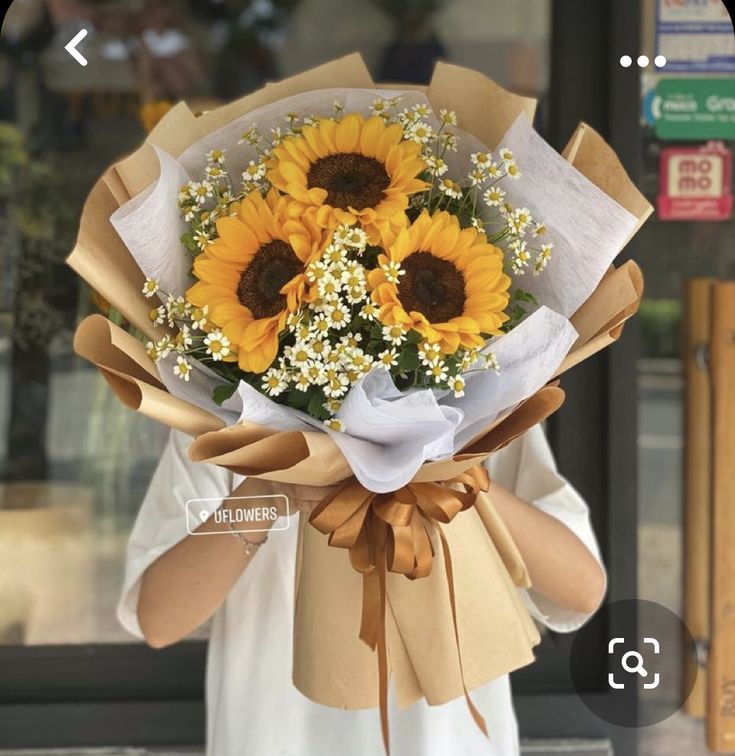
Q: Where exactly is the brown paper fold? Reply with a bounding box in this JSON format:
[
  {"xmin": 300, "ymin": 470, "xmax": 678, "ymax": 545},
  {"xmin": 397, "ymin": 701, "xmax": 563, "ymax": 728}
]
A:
[
  {"xmin": 74, "ymin": 315, "xmax": 223, "ymax": 437},
  {"xmin": 65, "ymin": 54, "xmax": 649, "ymax": 721},
  {"xmin": 238, "ymin": 477, "xmax": 539, "ymax": 711}
]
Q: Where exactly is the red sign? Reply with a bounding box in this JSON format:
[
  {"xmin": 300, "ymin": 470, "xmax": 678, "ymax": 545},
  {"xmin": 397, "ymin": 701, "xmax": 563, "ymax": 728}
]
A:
[{"xmin": 657, "ymin": 142, "xmax": 733, "ymax": 221}]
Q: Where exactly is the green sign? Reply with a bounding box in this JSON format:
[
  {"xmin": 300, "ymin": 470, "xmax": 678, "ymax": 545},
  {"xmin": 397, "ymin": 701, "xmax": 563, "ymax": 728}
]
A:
[{"xmin": 654, "ymin": 78, "xmax": 735, "ymax": 140}]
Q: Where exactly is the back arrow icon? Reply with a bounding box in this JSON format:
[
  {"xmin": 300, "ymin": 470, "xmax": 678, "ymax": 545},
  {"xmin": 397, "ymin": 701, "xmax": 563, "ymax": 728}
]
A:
[{"xmin": 65, "ymin": 29, "xmax": 88, "ymax": 66}]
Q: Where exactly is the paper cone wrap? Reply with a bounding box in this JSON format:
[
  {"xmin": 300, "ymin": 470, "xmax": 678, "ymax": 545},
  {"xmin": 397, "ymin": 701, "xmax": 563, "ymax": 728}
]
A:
[{"xmin": 66, "ymin": 55, "xmax": 651, "ymax": 720}]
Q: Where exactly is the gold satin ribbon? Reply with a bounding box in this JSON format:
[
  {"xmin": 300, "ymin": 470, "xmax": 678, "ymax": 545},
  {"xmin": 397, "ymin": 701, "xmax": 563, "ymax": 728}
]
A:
[{"xmin": 309, "ymin": 465, "xmax": 491, "ymax": 755}]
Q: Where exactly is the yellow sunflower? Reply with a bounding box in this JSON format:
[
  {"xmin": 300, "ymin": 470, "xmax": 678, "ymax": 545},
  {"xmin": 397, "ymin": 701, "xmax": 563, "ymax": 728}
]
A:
[
  {"xmin": 367, "ymin": 211, "xmax": 511, "ymax": 354},
  {"xmin": 186, "ymin": 189, "xmax": 324, "ymax": 373},
  {"xmin": 267, "ymin": 112, "xmax": 427, "ymax": 245}
]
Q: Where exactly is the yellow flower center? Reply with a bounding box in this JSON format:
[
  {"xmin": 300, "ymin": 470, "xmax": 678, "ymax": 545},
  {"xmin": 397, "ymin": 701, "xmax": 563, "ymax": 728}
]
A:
[
  {"xmin": 307, "ymin": 153, "xmax": 390, "ymax": 211},
  {"xmin": 237, "ymin": 240, "xmax": 303, "ymax": 319},
  {"xmin": 398, "ymin": 252, "xmax": 466, "ymax": 323}
]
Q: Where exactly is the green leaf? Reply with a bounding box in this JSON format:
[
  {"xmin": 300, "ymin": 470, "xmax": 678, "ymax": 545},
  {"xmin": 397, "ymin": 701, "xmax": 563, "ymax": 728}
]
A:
[
  {"xmin": 307, "ymin": 391, "xmax": 330, "ymax": 421},
  {"xmin": 398, "ymin": 345, "xmax": 420, "ymax": 372},
  {"xmin": 212, "ymin": 383, "xmax": 237, "ymax": 406},
  {"xmin": 513, "ymin": 288, "xmax": 538, "ymax": 304}
]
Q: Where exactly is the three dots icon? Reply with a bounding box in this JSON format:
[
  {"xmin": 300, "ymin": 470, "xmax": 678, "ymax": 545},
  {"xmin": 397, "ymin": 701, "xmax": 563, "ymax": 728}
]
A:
[{"xmin": 620, "ymin": 54, "xmax": 667, "ymax": 68}]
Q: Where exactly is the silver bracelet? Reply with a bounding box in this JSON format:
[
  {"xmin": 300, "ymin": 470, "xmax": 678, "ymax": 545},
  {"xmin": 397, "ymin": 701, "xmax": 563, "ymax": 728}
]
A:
[{"xmin": 227, "ymin": 522, "xmax": 268, "ymax": 557}]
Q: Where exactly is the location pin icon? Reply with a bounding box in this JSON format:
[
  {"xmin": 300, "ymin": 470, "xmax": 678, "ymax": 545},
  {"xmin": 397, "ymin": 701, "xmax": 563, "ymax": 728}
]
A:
[{"xmin": 199, "ymin": 510, "xmax": 209, "ymax": 523}]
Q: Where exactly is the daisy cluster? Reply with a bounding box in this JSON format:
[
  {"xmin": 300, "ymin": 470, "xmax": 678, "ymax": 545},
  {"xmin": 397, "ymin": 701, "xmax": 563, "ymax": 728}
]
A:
[
  {"xmin": 141, "ymin": 278, "xmax": 234, "ymax": 384},
  {"xmin": 162, "ymin": 99, "xmax": 553, "ymax": 431},
  {"xmin": 255, "ymin": 223, "xmax": 499, "ymax": 429},
  {"xmin": 368, "ymin": 96, "xmax": 553, "ymax": 277}
]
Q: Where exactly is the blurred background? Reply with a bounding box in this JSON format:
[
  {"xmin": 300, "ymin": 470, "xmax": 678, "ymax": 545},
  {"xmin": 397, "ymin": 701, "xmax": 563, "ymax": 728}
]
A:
[{"xmin": 0, "ymin": 1, "xmax": 733, "ymax": 755}]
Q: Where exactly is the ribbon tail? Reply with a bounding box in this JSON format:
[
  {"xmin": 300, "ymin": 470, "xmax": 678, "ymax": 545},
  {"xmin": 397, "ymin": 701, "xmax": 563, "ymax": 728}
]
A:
[
  {"xmin": 359, "ymin": 567, "xmax": 381, "ymax": 649},
  {"xmin": 377, "ymin": 557, "xmax": 390, "ymax": 756},
  {"xmin": 437, "ymin": 527, "xmax": 489, "ymax": 739}
]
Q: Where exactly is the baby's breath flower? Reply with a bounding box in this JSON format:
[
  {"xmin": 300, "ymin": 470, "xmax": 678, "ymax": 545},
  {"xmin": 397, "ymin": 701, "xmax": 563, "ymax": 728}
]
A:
[
  {"xmin": 206, "ymin": 148, "xmax": 226, "ymax": 164},
  {"xmin": 204, "ymin": 331, "xmax": 231, "ymax": 361},
  {"xmin": 407, "ymin": 121, "xmax": 434, "ymax": 144},
  {"xmin": 382, "ymin": 324, "xmax": 408, "ymax": 346},
  {"xmin": 342, "ymin": 226, "xmax": 368, "ymax": 249},
  {"xmin": 442, "ymin": 132, "xmax": 459, "ymax": 152},
  {"xmin": 377, "ymin": 348, "xmax": 398, "ymax": 369},
  {"xmin": 149, "ymin": 305, "xmax": 165, "ymax": 326},
  {"xmin": 324, "ymin": 417, "xmax": 345, "ymax": 432},
  {"xmin": 370, "ymin": 98, "xmax": 390, "ymax": 118},
  {"xmin": 142, "ymin": 277, "xmax": 159, "ymax": 298},
  {"xmin": 486, "ymin": 161, "xmax": 502, "ymax": 178},
  {"xmin": 499, "ymin": 147, "xmax": 514, "ymax": 162},
  {"xmin": 332, "ymin": 99, "xmax": 344, "ymax": 114},
  {"xmin": 242, "ymin": 160, "xmax": 266, "ymax": 182},
  {"xmin": 262, "ymin": 367, "xmax": 288, "ymax": 396},
  {"xmin": 467, "ymin": 168, "xmax": 486, "ymax": 186},
  {"xmin": 156, "ymin": 335, "xmax": 173, "ymax": 360},
  {"xmin": 506, "ymin": 161, "xmax": 521, "ymax": 180},
  {"xmin": 324, "ymin": 244, "xmax": 346, "ymax": 265},
  {"xmin": 324, "ymin": 301, "xmax": 350, "ymax": 330},
  {"xmin": 360, "ymin": 301, "xmax": 378, "ymax": 320},
  {"xmin": 293, "ymin": 372, "xmax": 312, "ymax": 392},
  {"xmin": 483, "ymin": 186, "xmax": 506, "ymax": 207},
  {"xmin": 269, "ymin": 127, "xmax": 283, "ymax": 145},
  {"xmin": 173, "ymin": 355, "xmax": 192, "ymax": 382},
  {"xmin": 509, "ymin": 207, "xmax": 533, "ymax": 236},
  {"xmin": 238, "ymin": 125, "xmax": 259, "ymax": 145},
  {"xmin": 381, "ymin": 260, "xmax": 404, "ymax": 284},
  {"xmin": 469, "ymin": 216, "xmax": 485, "ymax": 232},
  {"xmin": 306, "ymin": 260, "xmax": 330, "ymax": 283},
  {"xmin": 427, "ymin": 361, "xmax": 448, "ymax": 383},
  {"xmin": 189, "ymin": 180, "xmax": 214, "ymax": 204},
  {"xmin": 484, "ymin": 351, "xmax": 500, "ymax": 373},
  {"xmin": 190, "ymin": 305, "xmax": 208, "ymax": 330},
  {"xmin": 438, "ymin": 178, "xmax": 462, "ymax": 199},
  {"xmin": 418, "ymin": 341, "xmax": 442, "ymax": 366},
  {"xmin": 174, "ymin": 325, "xmax": 193, "ymax": 351},
  {"xmin": 449, "ymin": 375, "xmax": 465, "ymax": 398},
  {"xmin": 145, "ymin": 340, "xmax": 158, "ymax": 360},
  {"xmin": 439, "ymin": 108, "xmax": 458, "ymax": 126},
  {"xmin": 425, "ymin": 155, "xmax": 448, "ymax": 176},
  {"xmin": 533, "ymin": 222, "xmax": 547, "ymax": 237},
  {"xmin": 413, "ymin": 103, "xmax": 431, "ymax": 118},
  {"xmin": 323, "ymin": 398, "xmax": 342, "ymax": 414},
  {"xmin": 471, "ymin": 151, "xmax": 493, "ymax": 168},
  {"xmin": 205, "ymin": 164, "xmax": 225, "ymax": 179},
  {"xmin": 534, "ymin": 243, "xmax": 553, "ymax": 275}
]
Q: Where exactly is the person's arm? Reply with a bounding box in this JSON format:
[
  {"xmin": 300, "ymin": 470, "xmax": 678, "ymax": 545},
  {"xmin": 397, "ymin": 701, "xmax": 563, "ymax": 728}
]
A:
[
  {"xmin": 489, "ymin": 481, "xmax": 606, "ymax": 615},
  {"xmin": 137, "ymin": 478, "xmax": 277, "ymax": 649}
]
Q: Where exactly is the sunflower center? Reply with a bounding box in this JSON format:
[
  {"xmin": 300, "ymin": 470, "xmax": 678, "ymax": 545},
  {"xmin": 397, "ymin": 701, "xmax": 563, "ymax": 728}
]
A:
[
  {"xmin": 237, "ymin": 240, "xmax": 303, "ymax": 319},
  {"xmin": 307, "ymin": 153, "xmax": 390, "ymax": 211},
  {"xmin": 398, "ymin": 252, "xmax": 466, "ymax": 322}
]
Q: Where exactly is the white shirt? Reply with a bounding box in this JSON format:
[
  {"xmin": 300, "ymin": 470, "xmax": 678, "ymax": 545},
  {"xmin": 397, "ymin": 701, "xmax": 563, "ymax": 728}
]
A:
[{"xmin": 118, "ymin": 424, "xmax": 604, "ymax": 756}]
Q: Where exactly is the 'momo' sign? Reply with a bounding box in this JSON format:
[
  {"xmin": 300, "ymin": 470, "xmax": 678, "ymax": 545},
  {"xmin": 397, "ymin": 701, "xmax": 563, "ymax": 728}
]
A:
[{"xmin": 658, "ymin": 144, "xmax": 732, "ymax": 221}]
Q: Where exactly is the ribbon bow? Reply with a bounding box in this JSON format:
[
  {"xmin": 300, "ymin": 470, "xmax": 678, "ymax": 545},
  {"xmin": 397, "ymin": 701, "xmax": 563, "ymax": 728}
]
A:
[{"xmin": 309, "ymin": 465, "xmax": 491, "ymax": 755}]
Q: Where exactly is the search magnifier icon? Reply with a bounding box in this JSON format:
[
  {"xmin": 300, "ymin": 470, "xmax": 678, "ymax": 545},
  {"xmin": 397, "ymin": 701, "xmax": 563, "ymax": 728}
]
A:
[{"xmin": 621, "ymin": 650, "xmax": 648, "ymax": 678}]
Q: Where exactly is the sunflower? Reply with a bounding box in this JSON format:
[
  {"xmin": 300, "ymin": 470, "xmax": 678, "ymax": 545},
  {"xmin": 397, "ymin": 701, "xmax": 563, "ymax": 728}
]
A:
[
  {"xmin": 186, "ymin": 190, "xmax": 324, "ymax": 373},
  {"xmin": 367, "ymin": 211, "xmax": 511, "ymax": 354},
  {"xmin": 267, "ymin": 112, "xmax": 427, "ymax": 245}
]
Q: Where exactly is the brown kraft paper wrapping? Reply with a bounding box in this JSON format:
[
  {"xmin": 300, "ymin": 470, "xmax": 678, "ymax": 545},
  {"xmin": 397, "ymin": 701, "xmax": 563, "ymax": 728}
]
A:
[{"xmin": 66, "ymin": 55, "xmax": 651, "ymax": 717}]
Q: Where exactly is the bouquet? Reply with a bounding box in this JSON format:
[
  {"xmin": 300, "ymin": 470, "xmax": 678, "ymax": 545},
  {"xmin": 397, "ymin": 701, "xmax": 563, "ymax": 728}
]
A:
[{"xmin": 69, "ymin": 55, "xmax": 650, "ymax": 752}]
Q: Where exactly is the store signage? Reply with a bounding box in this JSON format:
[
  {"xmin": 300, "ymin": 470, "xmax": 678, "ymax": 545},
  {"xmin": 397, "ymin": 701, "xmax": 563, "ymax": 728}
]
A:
[
  {"xmin": 653, "ymin": 78, "xmax": 735, "ymax": 140},
  {"xmin": 658, "ymin": 143, "xmax": 733, "ymax": 221},
  {"xmin": 656, "ymin": 0, "xmax": 735, "ymax": 73}
]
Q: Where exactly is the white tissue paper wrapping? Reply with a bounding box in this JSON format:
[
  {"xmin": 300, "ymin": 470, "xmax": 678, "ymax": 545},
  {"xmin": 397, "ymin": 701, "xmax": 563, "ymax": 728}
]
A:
[{"xmin": 109, "ymin": 87, "xmax": 638, "ymax": 492}]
